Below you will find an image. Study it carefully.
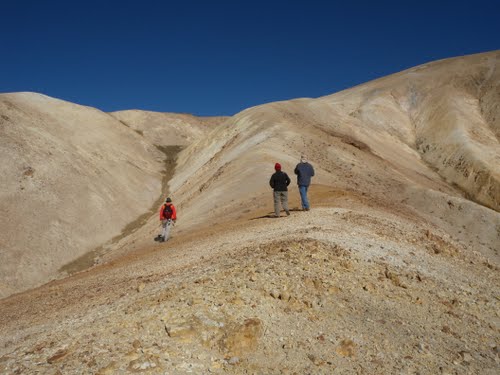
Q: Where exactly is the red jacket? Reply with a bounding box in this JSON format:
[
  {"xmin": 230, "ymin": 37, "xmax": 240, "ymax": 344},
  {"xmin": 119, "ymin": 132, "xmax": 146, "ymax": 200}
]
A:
[{"xmin": 160, "ymin": 203, "xmax": 177, "ymax": 220}]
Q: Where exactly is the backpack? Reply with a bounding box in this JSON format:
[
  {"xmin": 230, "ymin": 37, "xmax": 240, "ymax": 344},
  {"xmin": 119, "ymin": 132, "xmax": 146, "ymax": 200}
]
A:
[{"xmin": 163, "ymin": 204, "xmax": 173, "ymax": 218}]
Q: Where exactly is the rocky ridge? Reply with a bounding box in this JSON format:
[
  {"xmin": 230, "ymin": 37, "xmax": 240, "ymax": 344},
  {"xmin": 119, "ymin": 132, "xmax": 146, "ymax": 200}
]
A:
[{"xmin": 0, "ymin": 202, "xmax": 498, "ymax": 374}]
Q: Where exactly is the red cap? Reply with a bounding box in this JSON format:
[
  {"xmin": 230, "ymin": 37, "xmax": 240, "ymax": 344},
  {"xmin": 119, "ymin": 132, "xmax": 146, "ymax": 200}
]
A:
[{"xmin": 275, "ymin": 163, "xmax": 281, "ymax": 171}]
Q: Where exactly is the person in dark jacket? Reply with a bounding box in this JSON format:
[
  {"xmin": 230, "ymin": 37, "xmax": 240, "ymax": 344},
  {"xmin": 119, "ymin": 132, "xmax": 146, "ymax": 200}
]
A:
[
  {"xmin": 294, "ymin": 155, "xmax": 315, "ymax": 211},
  {"xmin": 269, "ymin": 162, "xmax": 291, "ymax": 217}
]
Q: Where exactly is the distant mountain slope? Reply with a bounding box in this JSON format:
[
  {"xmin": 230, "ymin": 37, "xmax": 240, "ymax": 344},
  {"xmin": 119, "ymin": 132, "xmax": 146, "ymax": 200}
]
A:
[
  {"xmin": 318, "ymin": 50, "xmax": 500, "ymax": 211},
  {"xmin": 110, "ymin": 110, "xmax": 228, "ymax": 146},
  {"xmin": 0, "ymin": 93, "xmax": 164, "ymax": 297},
  {"xmin": 0, "ymin": 93, "xmax": 224, "ymax": 298}
]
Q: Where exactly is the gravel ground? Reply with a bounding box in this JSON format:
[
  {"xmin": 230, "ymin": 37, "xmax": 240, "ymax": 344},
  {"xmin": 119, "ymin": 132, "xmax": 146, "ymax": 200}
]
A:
[{"xmin": 0, "ymin": 202, "xmax": 498, "ymax": 374}]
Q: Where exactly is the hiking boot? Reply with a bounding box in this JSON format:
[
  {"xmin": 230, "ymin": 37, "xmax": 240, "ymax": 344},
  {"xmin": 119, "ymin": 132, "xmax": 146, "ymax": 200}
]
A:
[
  {"xmin": 286, "ymin": 210, "xmax": 290, "ymax": 216},
  {"xmin": 305, "ymin": 208, "xmax": 310, "ymax": 211}
]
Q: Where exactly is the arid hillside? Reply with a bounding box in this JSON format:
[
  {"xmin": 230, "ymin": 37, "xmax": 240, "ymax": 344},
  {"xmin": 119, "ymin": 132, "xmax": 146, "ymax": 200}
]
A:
[
  {"xmin": 0, "ymin": 51, "xmax": 499, "ymax": 374},
  {"xmin": 319, "ymin": 51, "xmax": 500, "ymax": 211},
  {"xmin": 110, "ymin": 110, "xmax": 227, "ymax": 147},
  {"xmin": 0, "ymin": 95, "xmax": 225, "ymax": 298},
  {"xmin": 105, "ymin": 51, "xmax": 499, "ymax": 261}
]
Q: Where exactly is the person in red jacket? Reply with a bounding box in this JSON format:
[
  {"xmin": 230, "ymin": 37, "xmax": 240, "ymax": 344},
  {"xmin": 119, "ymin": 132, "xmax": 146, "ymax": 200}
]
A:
[{"xmin": 159, "ymin": 197, "xmax": 176, "ymax": 242}]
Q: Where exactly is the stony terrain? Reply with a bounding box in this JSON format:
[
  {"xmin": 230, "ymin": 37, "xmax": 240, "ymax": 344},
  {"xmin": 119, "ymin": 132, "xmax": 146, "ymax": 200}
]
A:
[
  {"xmin": 0, "ymin": 51, "xmax": 499, "ymax": 374},
  {"xmin": 0, "ymin": 199, "xmax": 498, "ymax": 374}
]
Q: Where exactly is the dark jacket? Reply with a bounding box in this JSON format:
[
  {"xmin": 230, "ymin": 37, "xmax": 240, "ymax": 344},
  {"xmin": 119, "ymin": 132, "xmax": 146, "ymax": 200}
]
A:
[
  {"xmin": 294, "ymin": 162, "xmax": 315, "ymax": 186},
  {"xmin": 270, "ymin": 171, "xmax": 291, "ymax": 191}
]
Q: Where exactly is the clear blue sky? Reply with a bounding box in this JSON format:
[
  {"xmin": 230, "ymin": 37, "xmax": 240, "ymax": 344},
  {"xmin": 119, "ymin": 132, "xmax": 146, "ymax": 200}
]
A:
[{"xmin": 1, "ymin": 0, "xmax": 499, "ymax": 116}]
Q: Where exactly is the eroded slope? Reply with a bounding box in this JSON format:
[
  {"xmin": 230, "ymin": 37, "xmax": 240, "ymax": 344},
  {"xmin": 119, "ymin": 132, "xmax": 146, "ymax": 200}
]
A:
[
  {"xmin": 0, "ymin": 93, "xmax": 167, "ymax": 297},
  {"xmin": 110, "ymin": 110, "xmax": 228, "ymax": 146}
]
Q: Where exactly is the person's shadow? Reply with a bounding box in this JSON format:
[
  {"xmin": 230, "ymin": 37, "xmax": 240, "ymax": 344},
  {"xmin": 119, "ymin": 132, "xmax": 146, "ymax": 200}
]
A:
[{"xmin": 251, "ymin": 207, "xmax": 302, "ymax": 220}]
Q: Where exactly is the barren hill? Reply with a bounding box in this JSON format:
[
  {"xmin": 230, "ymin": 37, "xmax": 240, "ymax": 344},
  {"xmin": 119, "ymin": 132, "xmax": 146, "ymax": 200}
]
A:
[
  {"xmin": 110, "ymin": 110, "xmax": 227, "ymax": 147},
  {"xmin": 106, "ymin": 51, "xmax": 498, "ymax": 258},
  {"xmin": 0, "ymin": 95, "xmax": 226, "ymax": 298},
  {"xmin": 0, "ymin": 51, "xmax": 499, "ymax": 374}
]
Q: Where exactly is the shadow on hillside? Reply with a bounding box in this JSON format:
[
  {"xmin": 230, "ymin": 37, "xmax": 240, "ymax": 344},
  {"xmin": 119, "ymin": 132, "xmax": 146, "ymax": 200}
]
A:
[{"xmin": 251, "ymin": 207, "xmax": 304, "ymax": 220}]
